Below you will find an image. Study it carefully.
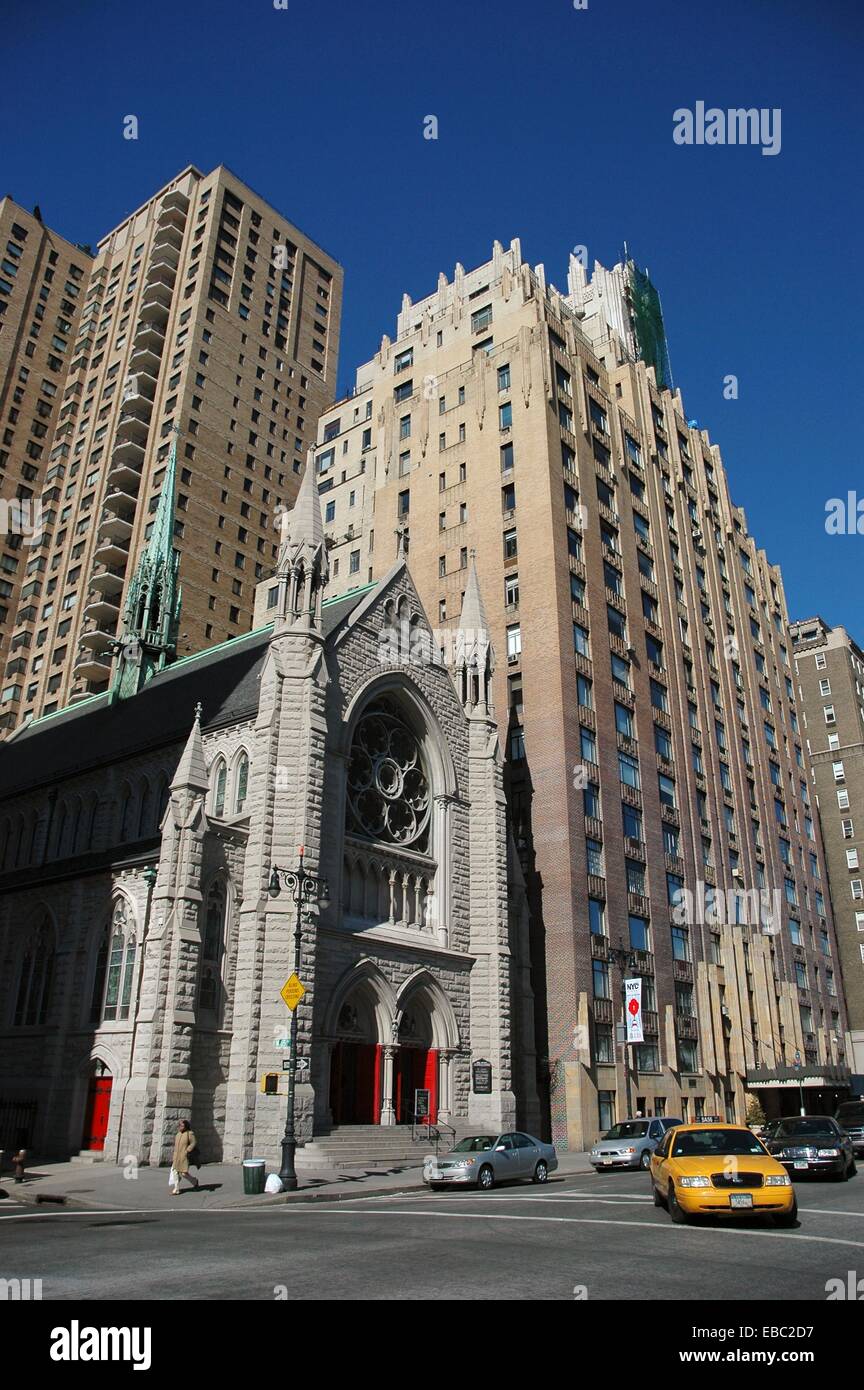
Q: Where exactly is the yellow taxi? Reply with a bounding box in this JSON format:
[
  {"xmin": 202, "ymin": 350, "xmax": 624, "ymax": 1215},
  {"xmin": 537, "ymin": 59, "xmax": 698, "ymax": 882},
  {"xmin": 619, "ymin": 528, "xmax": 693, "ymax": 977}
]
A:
[{"xmin": 649, "ymin": 1123, "xmax": 797, "ymax": 1226}]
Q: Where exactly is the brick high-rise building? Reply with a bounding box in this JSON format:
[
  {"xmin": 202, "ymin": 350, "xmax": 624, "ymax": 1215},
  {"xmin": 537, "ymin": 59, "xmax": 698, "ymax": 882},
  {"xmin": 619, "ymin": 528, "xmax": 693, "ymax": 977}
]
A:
[
  {"xmin": 288, "ymin": 239, "xmax": 851, "ymax": 1147},
  {"xmin": 790, "ymin": 617, "xmax": 864, "ymax": 1079},
  {"xmin": 0, "ymin": 200, "xmax": 92, "ymax": 730},
  {"xmin": 5, "ymin": 165, "xmax": 342, "ymax": 728}
]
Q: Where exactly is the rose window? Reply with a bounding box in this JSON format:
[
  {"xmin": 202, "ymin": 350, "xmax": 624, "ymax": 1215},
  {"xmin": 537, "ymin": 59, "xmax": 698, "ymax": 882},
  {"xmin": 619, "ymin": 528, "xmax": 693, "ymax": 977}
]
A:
[{"xmin": 346, "ymin": 705, "xmax": 431, "ymax": 849}]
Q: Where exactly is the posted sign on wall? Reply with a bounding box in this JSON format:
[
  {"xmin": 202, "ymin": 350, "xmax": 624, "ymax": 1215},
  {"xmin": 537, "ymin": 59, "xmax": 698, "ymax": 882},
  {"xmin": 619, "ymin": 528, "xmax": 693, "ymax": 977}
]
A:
[{"xmin": 624, "ymin": 978, "xmax": 644, "ymax": 1043}]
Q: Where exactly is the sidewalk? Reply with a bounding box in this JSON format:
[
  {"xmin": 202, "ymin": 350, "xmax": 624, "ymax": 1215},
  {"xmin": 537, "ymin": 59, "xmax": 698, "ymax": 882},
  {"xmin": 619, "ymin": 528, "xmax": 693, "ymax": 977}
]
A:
[{"xmin": 1, "ymin": 1150, "xmax": 594, "ymax": 1212}]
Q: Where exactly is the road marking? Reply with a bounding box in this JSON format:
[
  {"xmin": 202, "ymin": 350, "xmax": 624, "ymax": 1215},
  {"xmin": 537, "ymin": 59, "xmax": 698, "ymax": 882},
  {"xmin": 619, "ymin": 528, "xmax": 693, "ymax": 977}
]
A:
[{"xmin": 282, "ymin": 1205, "xmax": 864, "ymax": 1251}]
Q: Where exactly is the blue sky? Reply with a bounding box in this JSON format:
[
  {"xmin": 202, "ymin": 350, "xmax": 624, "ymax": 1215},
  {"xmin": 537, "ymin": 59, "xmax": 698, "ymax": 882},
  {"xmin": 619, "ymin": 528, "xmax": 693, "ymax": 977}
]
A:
[{"xmin": 3, "ymin": 0, "xmax": 861, "ymax": 629}]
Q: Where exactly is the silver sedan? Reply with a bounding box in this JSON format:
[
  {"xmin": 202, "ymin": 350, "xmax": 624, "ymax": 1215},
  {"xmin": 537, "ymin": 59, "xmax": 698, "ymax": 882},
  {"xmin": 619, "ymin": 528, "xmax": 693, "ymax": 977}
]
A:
[{"xmin": 423, "ymin": 1131, "xmax": 558, "ymax": 1191}]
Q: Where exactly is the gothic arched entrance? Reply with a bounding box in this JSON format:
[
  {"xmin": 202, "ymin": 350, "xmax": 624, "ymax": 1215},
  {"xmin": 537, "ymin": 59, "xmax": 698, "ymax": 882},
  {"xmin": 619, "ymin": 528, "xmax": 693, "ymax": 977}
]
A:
[
  {"xmin": 81, "ymin": 1060, "xmax": 113, "ymax": 1151},
  {"xmin": 329, "ymin": 989, "xmax": 382, "ymax": 1125},
  {"xmin": 394, "ymin": 1000, "xmax": 438, "ymax": 1125}
]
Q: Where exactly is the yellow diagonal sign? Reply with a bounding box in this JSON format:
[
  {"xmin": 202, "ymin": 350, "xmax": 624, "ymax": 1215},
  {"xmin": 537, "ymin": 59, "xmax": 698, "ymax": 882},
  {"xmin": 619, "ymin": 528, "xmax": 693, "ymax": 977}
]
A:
[{"xmin": 280, "ymin": 973, "xmax": 306, "ymax": 1011}]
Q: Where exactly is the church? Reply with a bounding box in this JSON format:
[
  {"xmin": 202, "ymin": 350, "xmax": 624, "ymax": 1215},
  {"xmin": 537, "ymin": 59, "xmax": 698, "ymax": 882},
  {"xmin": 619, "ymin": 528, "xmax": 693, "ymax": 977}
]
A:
[{"xmin": 0, "ymin": 449, "xmax": 540, "ymax": 1165}]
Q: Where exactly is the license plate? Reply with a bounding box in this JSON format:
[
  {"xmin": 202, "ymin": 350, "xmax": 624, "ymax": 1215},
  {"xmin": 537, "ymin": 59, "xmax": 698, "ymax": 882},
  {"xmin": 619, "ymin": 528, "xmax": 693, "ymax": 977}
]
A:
[
  {"xmin": 794, "ymin": 1161, "xmax": 808, "ymax": 1170},
  {"xmin": 730, "ymin": 1193, "xmax": 753, "ymax": 1209},
  {"xmin": 600, "ymin": 1160, "xmax": 612, "ymax": 1166}
]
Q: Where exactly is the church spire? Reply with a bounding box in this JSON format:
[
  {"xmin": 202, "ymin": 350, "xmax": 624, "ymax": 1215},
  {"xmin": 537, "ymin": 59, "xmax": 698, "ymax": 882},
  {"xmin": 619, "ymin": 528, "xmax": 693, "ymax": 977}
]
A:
[
  {"xmin": 110, "ymin": 433, "xmax": 182, "ymax": 700},
  {"xmin": 454, "ymin": 554, "xmax": 494, "ymax": 716},
  {"xmin": 274, "ymin": 449, "xmax": 328, "ymax": 631}
]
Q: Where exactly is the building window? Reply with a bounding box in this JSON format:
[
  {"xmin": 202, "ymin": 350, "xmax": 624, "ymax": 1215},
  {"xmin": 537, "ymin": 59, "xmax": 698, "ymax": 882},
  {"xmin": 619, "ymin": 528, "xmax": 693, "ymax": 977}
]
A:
[
  {"xmin": 199, "ymin": 878, "xmax": 228, "ymax": 1014},
  {"xmin": 234, "ymin": 752, "xmax": 249, "ymax": 814},
  {"xmin": 90, "ymin": 899, "xmax": 136, "ymax": 1023},
  {"xmin": 13, "ymin": 919, "xmax": 54, "ymax": 1027}
]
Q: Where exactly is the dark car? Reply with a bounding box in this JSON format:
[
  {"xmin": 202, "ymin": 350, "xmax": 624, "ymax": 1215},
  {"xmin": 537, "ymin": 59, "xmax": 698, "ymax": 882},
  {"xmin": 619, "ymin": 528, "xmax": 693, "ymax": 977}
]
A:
[
  {"xmin": 766, "ymin": 1115, "xmax": 857, "ymax": 1180},
  {"xmin": 835, "ymin": 1100, "xmax": 864, "ymax": 1157}
]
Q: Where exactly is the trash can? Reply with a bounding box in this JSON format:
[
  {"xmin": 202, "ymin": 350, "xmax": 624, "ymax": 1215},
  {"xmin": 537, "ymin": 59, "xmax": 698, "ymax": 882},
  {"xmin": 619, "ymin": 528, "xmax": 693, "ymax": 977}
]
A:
[{"xmin": 242, "ymin": 1159, "xmax": 266, "ymax": 1195}]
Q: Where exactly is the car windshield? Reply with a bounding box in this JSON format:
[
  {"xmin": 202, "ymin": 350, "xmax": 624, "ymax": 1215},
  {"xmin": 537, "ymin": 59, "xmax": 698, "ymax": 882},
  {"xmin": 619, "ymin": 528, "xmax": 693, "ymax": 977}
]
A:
[
  {"xmin": 603, "ymin": 1122, "xmax": 649, "ymax": 1139},
  {"xmin": 452, "ymin": 1136, "xmax": 495, "ymax": 1153},
  {"xmin": 836, "ymin": 1104, "xmax": 864, "ymax": 1123},
  {"xmin": 672, "ymin": 1129, "xmax": 766, "ymax": 1158},
  {"xmin": 776, "ymin": 1118, "xmax": 836, "ymax": 1137}
]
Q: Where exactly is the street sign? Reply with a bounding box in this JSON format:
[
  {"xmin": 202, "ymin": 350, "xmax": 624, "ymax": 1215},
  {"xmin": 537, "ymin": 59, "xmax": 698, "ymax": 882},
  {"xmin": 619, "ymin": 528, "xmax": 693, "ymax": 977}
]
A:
[
  {"xmin": 275, "ymin": 1037, "xmax": 291, "ymax": 1049},
  {"xmin": 280, "ymin": 973, "xmax": 306, "ymax": 1011},
  {"xmin": 624, "ymin": 978, "xmax": 644, "ymax": 1043}
]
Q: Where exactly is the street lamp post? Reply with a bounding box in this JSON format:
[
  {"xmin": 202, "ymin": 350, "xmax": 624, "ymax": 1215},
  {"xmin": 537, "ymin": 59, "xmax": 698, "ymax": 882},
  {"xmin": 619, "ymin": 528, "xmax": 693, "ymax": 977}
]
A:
[
  {"xmin": 609, "ymin": 939, "xmax": 638, "ymax": 1120},
  {"xmin": 268, "ymin": 848, "xmax": 329, "ymax": 1191}
]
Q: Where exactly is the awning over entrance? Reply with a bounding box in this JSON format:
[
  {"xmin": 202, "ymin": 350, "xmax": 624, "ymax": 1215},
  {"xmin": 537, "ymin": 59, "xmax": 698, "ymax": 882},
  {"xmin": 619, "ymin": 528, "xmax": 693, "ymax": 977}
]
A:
[{"xmin": 746, "ymin": 1063, "xmax": 852, "ymax": 1090}]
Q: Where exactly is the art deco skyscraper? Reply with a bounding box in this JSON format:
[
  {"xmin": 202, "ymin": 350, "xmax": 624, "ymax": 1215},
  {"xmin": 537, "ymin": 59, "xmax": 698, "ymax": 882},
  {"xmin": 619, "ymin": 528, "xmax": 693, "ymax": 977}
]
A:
[{"xmin": 293, "ymin": 241, "xmax": 848, "ymax": 1147}]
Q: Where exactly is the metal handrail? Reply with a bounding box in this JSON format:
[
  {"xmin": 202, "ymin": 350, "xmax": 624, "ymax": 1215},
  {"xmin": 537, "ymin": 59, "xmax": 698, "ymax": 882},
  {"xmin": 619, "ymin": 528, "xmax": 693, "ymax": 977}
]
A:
[{"xmin": 411, "ymin": 1115, "xmax": 455, "ymax": 1155}]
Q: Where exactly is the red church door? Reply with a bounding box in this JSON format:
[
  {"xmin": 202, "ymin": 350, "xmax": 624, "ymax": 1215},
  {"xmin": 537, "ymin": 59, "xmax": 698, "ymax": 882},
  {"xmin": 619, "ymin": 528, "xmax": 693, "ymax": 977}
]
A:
[
  {"xmin": 330, "ymin": 1041, "xmax": 380, "ymax": 1124},
  {"xmin": 394, "ymin": 1048, "xmax": 438, "ymax": 1124},
  {"xmin": 82, "ymin": 1072, "xmax": 113, "ymax": 1150}
]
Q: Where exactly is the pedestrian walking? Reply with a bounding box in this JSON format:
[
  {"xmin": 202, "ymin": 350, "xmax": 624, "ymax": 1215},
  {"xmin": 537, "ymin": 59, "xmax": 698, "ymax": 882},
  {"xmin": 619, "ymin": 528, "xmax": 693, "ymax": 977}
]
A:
[{"xmin": 170, "ymin": 1120, "xmax": 199, "ymax": 1196}]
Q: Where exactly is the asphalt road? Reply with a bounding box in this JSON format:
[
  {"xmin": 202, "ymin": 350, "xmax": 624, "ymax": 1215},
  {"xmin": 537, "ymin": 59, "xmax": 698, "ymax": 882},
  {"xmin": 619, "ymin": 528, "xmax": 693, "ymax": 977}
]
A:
[{"xmin": 3, "ymin": 1170, "xmax": 864, "ymax": 1301}]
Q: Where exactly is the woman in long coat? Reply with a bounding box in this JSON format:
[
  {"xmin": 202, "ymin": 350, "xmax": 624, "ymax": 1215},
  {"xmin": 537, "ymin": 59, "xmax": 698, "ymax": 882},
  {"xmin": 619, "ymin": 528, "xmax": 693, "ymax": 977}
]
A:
[{"xmin": 171, "ymin": 1119, "xmax": 199, "ymax": 1195}]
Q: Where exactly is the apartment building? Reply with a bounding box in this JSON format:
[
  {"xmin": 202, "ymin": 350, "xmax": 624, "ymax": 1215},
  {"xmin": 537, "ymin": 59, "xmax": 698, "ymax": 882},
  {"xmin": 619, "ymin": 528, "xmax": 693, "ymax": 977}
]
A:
[
  {"xmin": 4, "ymin": 165, "xmax": 342, "ymax": 728},
  {"xmin": 291, "ymin": 240, "xmax": 850, "ymax": 1148},
  {"xmin": 0, "ymin": 200, "xmax": 92, "ymax": 729},
  {"xmin": 790, "ymin": 617, "xmax": 864, "ymax": 1078}
]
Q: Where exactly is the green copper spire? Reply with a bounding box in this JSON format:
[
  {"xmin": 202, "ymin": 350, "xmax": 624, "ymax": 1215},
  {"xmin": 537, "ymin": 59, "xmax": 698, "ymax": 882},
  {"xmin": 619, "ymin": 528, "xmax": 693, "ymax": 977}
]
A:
[{"xmin": 110, "ymin": 433, "xmax": 182, "ymax": 701}]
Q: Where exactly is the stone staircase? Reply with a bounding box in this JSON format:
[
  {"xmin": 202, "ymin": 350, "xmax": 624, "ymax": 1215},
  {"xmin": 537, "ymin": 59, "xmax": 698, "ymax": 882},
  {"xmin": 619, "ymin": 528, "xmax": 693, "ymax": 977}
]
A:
[{"xmin": 295, "ymin": 1123, "xmax": 480, "ymax": 1172}]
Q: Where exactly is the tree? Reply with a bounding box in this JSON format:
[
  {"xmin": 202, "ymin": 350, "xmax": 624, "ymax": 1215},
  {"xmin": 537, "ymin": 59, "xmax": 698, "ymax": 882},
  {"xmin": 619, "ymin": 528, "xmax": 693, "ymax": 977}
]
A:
[{"xmin": 745, "ymin": 1094, "xmax": 767, "ymax": 1128}]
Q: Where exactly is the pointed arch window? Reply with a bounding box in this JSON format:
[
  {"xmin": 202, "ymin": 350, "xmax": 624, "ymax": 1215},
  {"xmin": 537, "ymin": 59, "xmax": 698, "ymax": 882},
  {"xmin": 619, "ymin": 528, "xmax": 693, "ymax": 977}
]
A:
[
  {"xmin": 90, "ymin": 899, "xmax": 137, "ymax": 1023},
  {"xmin": 198, "ymin": 878, "xmax": 228, "ymax": 1015},
  {"xmin": 213, "ymin": 759, "xmax": 227, "ymax": 817},
  {"xmin": 14, "ymin": 920, "xmax": 54, "ymax": 1027},
  {"xmin": 137, "ymin": 779, "xmax": 152, "ymax": 837},
  {"xmin": 234, "ymin": 752, "xmax": 249, "ymax": 814}
]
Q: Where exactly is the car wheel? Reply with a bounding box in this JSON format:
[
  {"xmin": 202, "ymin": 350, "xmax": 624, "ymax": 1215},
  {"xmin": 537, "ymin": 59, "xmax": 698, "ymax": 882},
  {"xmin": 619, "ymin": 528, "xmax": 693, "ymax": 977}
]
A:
[
  {"xmin": 774, "ymin": 1198, "xmax": 798, "ymax": 1228},
  {"xmin": 533, "ymin": 1160, "xmax": 548, "ymax": 1184},
  {"xmin": 652, "ymin": 1181, "xmax": 664, "ymax": 1207},
  {"xmin": 640, "ymin": 1150, "xmax": 652, "ymax": 1170},
  {"xmin": 667, "ymin": 1183, "xmax": 688, "ymax": 1224},
  {"xmin": 477, "ymin": 1164, "xmax": 495, "ymax": 1192}
]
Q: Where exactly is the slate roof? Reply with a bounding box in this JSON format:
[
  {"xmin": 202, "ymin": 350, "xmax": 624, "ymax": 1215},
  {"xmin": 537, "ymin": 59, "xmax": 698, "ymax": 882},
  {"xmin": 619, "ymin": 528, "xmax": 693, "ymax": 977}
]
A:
[{"xmin": 0, "ymin": 586, "xmax": 372, "ymax": 801}]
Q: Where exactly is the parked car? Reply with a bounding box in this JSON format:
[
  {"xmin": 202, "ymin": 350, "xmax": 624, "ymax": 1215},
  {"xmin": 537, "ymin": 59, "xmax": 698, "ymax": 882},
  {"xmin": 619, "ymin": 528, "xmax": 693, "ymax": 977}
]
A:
[
  {"xmin": 835, "ymin": 1100, "xmax": 864, "ymax": 1157},
  {"xmin": 423, "ymin": 1132, "xmax": 558, "ymax": 1191},
  {"xmin": 765, "ymin": 1116, "xmax": 857, "ymax": 1180},
  {"xmin": 590, "ymin": 1117, "xmax": 684, "ymax": 1171},
  {"xmin": 650, "ymin": 1124, "xmax": 796, "ymax": 1225}
]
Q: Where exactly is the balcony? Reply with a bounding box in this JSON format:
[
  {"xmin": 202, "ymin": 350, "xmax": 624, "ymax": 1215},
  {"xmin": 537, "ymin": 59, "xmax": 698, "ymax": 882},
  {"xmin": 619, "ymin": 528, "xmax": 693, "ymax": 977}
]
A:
[
  {"xmin": 593, "ymin": 997, "xmax": 613, "ymax": 1025},
  {"xmin": 673, "ymin": 959, "xmax": 693, "ymax": 982},
  {"xmin": 90, "ymin": 563, "xmax": 126, "ymax": 596},
  {"xmin": 632, "ymin": 949, "xmax": 654, "ymax": 976},
  {"xmin": 584, "ymin": 816, "xmax": 603, "ymax": 841},
  {"xmin": 628, "ymin": 892, "xmax": 650, "ymax": 916},
  {"xmin": 661, "ymin": 805, "xmax": 679, "ymax": 826},
  {"xmin": 98, "ymin": 512, "xmax": 133, "ymax": 543},
  {"xmin": 115, "ymin": 408, "xmax": 150, "ymax": 442},
  {"xmin": 676, "ymin": 1014, "xmax": 698, "ymax": 1040},
  {"xmin": 587, "ymin": 873, "xmax": 607, "ymax": 899},
  {"xmin": 132, "ymin": 322, "xmax": 166, "ymax": 356},
  {"xmin": 94, "ymin": 537, "xmax": 130, "ymax": 567},
  {"xmin": 144, "ymin": 261, "xmax": 176, "ymax": 291},
  {"xmin": 84, "ymin": 595, "xmax": 121, "ymax": 625},
  {"xmin": 106, "ymin": 458, "xmax": 144, "ymax": 493},
  {"xmin": 73, "ymin": 652, "xmax": 113, "ymax": 682},
  {"xmin": 129, "ymin": 343, "xmax": 162, "ymax": 377},
  {"xmin": 591, "ymin": 934, "xmax": 609, "ymax": 961},
  {"xmin": 625, "ymin": 836, "xmax": 646, "ymax": 860},
  {"xmin": 642, "ymin": 1009, "xmax": 659, "ymax": 1034}
]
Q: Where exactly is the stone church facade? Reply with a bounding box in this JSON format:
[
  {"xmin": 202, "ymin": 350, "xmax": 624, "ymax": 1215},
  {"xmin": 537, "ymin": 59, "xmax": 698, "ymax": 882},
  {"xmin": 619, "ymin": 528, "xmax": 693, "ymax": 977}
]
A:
[{"xmin": 0, "ymin": 461, "xmax": 540, "ymax": 1164}]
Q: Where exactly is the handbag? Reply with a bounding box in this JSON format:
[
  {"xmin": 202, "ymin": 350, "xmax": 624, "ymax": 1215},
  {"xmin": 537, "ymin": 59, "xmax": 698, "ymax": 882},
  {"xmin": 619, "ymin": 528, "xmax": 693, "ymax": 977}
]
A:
[{"xmin": 169, "ymin": 1166, "xmax": 179, "ymax": 1188}]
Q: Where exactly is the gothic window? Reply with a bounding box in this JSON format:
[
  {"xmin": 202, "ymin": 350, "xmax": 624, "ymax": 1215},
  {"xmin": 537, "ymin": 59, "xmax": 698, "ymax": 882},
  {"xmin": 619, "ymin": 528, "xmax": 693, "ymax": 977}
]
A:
[
  {"xmin": 119, "ymin": 784, "xmax": 133, "ymax": 840},
  {"xmin": 90, "ymin": 898, "xmax": 137, "ymax": 1024},
  {"xmin": 234, "ymin": 752, "xmax": 249, "ymax": 814},
  {"xmin": 212, "ymin": 759, "xmax": 227, "ymax": 817},
  {"xmin": 198, "ymin": 878, "xmax": 228, "ymax": 1015},
  {"xmin": 137, "ymin": 778, "xmax": 152, "ymax": 838},
  {"xmin": 346, "ymin": 700, "xmax": 431, "ymax": 851},
  {"xmin": 13, "ymin": 919, "xmax": 54, "ymax": 1027}
]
